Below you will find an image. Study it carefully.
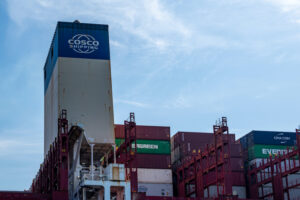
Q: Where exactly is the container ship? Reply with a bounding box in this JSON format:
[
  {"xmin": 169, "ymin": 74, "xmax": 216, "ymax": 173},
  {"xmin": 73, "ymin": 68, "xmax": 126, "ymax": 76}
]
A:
[{"xmin": 0, "ymin": 21, "xmax": 300, "ymax": 200}]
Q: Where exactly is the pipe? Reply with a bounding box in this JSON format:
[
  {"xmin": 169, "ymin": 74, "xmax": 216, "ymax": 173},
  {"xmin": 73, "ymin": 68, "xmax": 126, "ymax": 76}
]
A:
[
  {"xmin": 90, "ymin": 143, "xmax": 95, "ymax": 180},
  {"xmin": 113, "ymin": 144, "xmax": 116, "ymax": 164},
  {"xmin": 83, "ymin": 188, "xmax": 86, "ymax": 200}
]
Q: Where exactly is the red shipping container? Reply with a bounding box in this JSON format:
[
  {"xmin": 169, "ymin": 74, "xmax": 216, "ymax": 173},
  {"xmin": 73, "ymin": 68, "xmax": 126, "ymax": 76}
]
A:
[
  {"xmin": 231, "ymin": 171, "xmax": 246, "ymax": 186},
  {"xmin": 230, "ymin": 143, "xmax": 242, "ymax": 157},
  {"xmin": 230, "ymin": 157, "xmax": 244, "ymax": 172},
  {"xmin": 202, "ymin": 171, "xmax": 245, "ymax": 186},
  {"xmin": 117, "ymin": 153, "xmax": 171, "ymax": 169},
  {"xmin": 171, "ymin": 132, "xmax": 237, "ymax": 165},
  {"xmin": 216, "ymin": 144, "xmax": 242, "ymax": 159},
  {"xmin": 115, "ymin": 124, "xmax": 170, "ymax": 141},
  {"xmin": 172, "ymin": 132, "xmax": 235, "ymax": 150}
]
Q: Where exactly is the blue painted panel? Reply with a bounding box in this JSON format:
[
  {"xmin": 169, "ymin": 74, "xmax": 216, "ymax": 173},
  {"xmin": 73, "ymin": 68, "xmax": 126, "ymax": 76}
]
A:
[
  {"xmin": 58, "ymin": 22, "xmax": 110, "ymax": 60},
  {"xmin": 44, "ymin": 27, "xmax": 59, "ymax": 94},
  {"xmin": 248, "ymin": 131, "xmax": 297, "ymax": 146}
]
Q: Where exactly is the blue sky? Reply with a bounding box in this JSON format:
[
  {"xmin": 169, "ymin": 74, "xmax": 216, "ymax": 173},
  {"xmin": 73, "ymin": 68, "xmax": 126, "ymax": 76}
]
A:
[{"xmin": 1, "ymin": 0, "xmax": 300, "ymax": 190}]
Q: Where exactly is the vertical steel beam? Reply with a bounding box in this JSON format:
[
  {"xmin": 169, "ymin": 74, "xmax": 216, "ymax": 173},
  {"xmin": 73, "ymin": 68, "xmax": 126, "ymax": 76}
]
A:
[{"xmin": 82, "ymin": 188, "xmax": 86, "ymax": 200}]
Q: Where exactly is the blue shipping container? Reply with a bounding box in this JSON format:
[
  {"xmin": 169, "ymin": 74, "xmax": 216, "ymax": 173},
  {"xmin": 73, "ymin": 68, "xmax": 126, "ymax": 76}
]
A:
[
  {"xmin": 246, "ymin": 131, "xmax": 296, "ymax": 146},
  {"xmin": 239, "ymin": 136, "xmax": 248, "ymax": 150}
]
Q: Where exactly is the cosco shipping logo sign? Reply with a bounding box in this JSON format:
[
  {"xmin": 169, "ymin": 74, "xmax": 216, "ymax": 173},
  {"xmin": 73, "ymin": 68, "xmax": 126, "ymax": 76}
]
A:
[{"xmin": 68, "ymin": 34, "xmax": 99, "ymax": 54}]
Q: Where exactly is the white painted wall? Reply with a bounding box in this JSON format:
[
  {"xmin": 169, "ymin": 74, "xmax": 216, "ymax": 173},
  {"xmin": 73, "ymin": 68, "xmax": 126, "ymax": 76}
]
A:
[
  {"xmin": 137, "ymin": 168, "xmax": 172, "ymax": 184},
  {"xmin": 44, "ymin": 57, "xmax": 115, "ymax": 155}
]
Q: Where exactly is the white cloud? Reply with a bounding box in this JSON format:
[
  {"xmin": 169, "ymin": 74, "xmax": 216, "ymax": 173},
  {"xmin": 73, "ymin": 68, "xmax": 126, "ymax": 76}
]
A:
[
  {"xmin": 114, "ymin": 99, "xmax": 149, "ymax": 108},
  {"xmin": 110, "ymin": 40, "xmax": 124, "ymax": 48},
  {"xmin": 6, "ymin": 0, "xmax": 189, "ymax": 50},
  {"xmin": 265, "ymin": 0, "xmax": 300, "ymax": 12},
  {"xmin": 5, "ymin": 0, "xmax": 233, "ymax": 52},
  {"xmin": 264, "ymin": 0, "xmax": 300, "ymax": 23},
  {"xmin": 166, "ymin": 94, "xmax": 193, "ymax": 109}
]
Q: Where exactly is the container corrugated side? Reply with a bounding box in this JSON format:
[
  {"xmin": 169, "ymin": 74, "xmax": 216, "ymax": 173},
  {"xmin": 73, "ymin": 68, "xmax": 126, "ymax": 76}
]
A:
[
  {"xmin": 248, "ymin": 144, "xmax": 297, "ymax": 160},
  {"xmin": 282, "ymin": 173, "xmax": 300, "ymax": 189},
  {"xmin": 115, "ymin": 139, "xmax": 170, "ymax": 154},
  {"xmin": 172, "ymin": 143, "xmax": 241, "ymax": 165},
  {"xmin": 230, "ymin": 157, "xmax": 244, "ymax": 172},
  {"xmin": 285, "ymin": 188, "xmax": 300, "ymax": 199},
  {"xmin": 137, "ymin": 168, "xmax": 172, "ymax": 184},
  {"xmin": 204, "ymin": 185, "xmax": 245, "ymax": 198},
  {"xmin": 230, "ymin": 143, "xmax": 242, "ymax": 157},
  {"xmin": 204, "ymin": 185, "xmax": 220, "ymax": 198},
  {"xmin": 202, "ymin": 171, "xmax": 245, "ymax": 186},
  {"xmin": 138, "ymin": 183, "xmax": 173, "ymax": 197},
  {"xmin": 248, "ymin": 158, "xmax": 269, "ymax": 168},
  {"xmin": 231, "ymin": 172, "xmax": 246, "ymax": 186},
  {"xmin": 172, "ymin": 132, "xmax": 236, "ymax": 149},
  {"xmin": 171, "ymin": 146, "xmax": 181, "ymax": 164},
  {"xmin": 247, "ymin": 158, "xmax": 299, "ymax": 169},
  {"xmin": 247, "ymin": 130, "xmax": 297, "ymax": 146},
  {"xmin": 239, "ymin": 136, "xmax": 248, "ymax": 150},
  {"xmin": 171, "ymin": 132, "xmax": 213, "ymax": 152},
  {"xmin": 117, "ymin": 153, "xmax": 171, "ymax": 169},
  {"xmin": 115, "ymin": 124, "xmax": 170, "ymax": 140},
  {"xmin": 248, "ymin": 159, "xmax": 300, "ymax": 183},
  {"xmin": 258, "ymin": 185, "xmax": 273, "ymax": 198}
]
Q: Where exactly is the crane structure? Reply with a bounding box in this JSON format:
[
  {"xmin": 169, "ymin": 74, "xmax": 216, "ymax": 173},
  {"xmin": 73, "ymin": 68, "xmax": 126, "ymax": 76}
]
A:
[
  {"xmin": 29, "ymin": 110, "xmax": 131, "ymax": 200},
  {"xmin": 176, "ymin": 117, "xmax": 239, "ymax": 199},
  {"xmin": 31, "ymin": 110, "xmax": 69, "ymax": 199},
  {"xmin": 111, "ymin": 112, "xmax": 138, "ymax": 194}
]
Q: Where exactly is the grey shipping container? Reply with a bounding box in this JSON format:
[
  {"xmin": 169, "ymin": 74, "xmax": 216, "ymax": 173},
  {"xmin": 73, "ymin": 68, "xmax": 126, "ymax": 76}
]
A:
[
  {"xmin": 284, "ymin": 188, "xmax": 300, "ymax": 200},
  {"xmin": 282, "ymin": 173, "xmax": 300, "ymax": 189},
  {"xmin": 137, "ymin": 168, "xmax": 172, "ymax": 184}
]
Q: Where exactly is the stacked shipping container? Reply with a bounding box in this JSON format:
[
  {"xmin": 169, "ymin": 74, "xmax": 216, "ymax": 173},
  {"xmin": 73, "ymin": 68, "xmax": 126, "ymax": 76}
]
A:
[
  {"xmin": 115, "ymin": 124, "xmax": 173, "ymax": 197},
  {"xmin": 240, "ymin": 130, "xmax": 300, "ymax": 199},
  {"xmin": 240, "ymin": 130, "xmax": 297, "ymax": 166},
  {"xmin": 171, "ymin": 132, "xmax": 235, "ymax": 167},
  {"xmin": 171, "ymin": 131, "xmax": 246, "ymax": 198}
]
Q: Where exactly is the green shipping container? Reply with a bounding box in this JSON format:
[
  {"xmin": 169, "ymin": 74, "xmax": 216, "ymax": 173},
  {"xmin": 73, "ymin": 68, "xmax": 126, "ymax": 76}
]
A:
[
  {"xmin": 248, "ymin": 144, "xmax": 297, "ymax": 160},
  {"xmin": 115, "ymin": 139, "xmax": 170, "ymax": 154}
]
